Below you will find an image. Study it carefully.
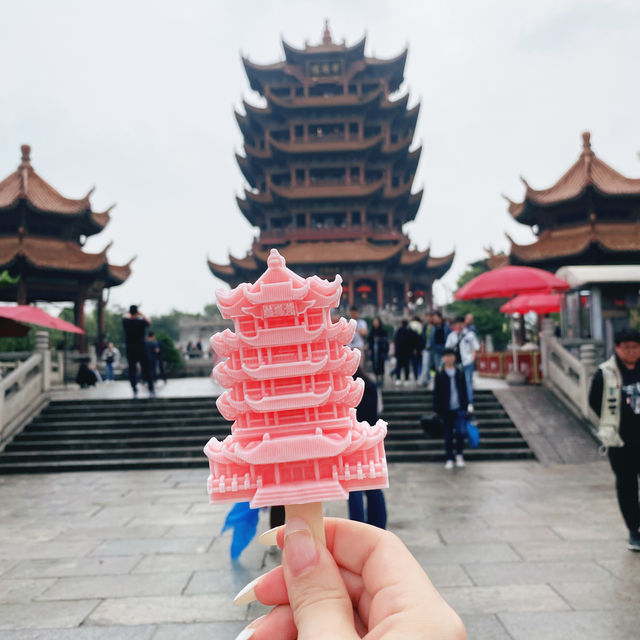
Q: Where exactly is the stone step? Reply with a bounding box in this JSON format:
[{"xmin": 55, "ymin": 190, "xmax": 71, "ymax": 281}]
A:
[{"xmin": 386, "ymin": 449, "xmax": 535, "ymax": 462}]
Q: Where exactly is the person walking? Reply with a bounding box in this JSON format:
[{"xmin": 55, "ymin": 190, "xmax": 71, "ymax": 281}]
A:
[
  {"xmin": 429, "ymin": 310, "xmax": 450, "ymax": 376},
  {"xmin": 418, "ymin": 312, "xmax": 433, "ymax": 386},
  {"xmin": 433, "ymin": 347, "xmax": 469, "ymax": 469},
  {"xmin": 394, "ymin": 319, "xmax": 417, "ymax": 385},
  {"xmin": 348, "ymin": 366, "xmax": 387, "ymax": 528},
  {"xmin": 348, "ymin": 306, "xmax": 368, "ymax": 352},
  {"xmin": 446, "ymin": 315, "xmax": 480, "ymax": 408},
  {"xmin": 367, "ymin": 316, "xmax": 389, "ymax": 387},
  {"xmin": 101, "ymin": 341, "xmax": 120, "ymax": 382},
  {"xmin": 122, "ymin": 305, "xmax": 154, "ymax": 397},
  {"xmin": 409, "ymin": 315, "xmax": 424, "ymax": 381},
  {"xmin": 589, "ymin": 327, "xmax": 640, "ymax": 552},
  {"xmin": 145, "ymin": 331, "xmax": 167, "ymax": 384}
]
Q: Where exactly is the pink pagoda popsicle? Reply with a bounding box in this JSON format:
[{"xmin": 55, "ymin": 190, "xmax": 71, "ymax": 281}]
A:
[{"xmin": 204, "ymin": 249, "xmax": 388, "ymax": 508}]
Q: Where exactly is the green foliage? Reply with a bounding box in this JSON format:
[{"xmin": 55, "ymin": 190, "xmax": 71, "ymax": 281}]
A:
[
  {"xmin": 0, "ymin": 332, "xmax": 35, "ymax": 353},
  {"xmin": 150, "ymin": 309, "xmax": 198, "ymax": 342},
  {"xmin": 0, "ymin": 270, "xmax": 19, "ymax": 288},
  {"xmin": 203, "ymin": 303, "xmax": 221, "ymax": 318},
  {"xmin": 156, "ymin": 331, "xmax": 183, "ymax": 373}
]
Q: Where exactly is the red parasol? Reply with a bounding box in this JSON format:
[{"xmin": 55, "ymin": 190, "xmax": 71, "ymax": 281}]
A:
[
  {"xmin": 356, "ymin": 284, "xmax": 372, "ymax": 293},
  {"xmin": 455, "ymin": 266, "xmax": 570, "ymax": 301},
  {"xmin": 0, "ymin": 306, "xmax": 85, "ymax": 334},
  {"xmin": 500, "ymin": 293, "xmax": 562, "ymax": 315}
]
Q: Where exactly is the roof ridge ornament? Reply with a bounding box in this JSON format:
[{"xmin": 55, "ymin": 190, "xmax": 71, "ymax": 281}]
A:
[
  {"xmin": 20, "ymin": 145, "xmax": 31, "ymax": 166},
  {"xmin": 322, "ymin": 19, "xmax": 332, "ymax": 45}
]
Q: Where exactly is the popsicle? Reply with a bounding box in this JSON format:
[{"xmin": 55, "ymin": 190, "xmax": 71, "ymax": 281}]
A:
[{"xmin": 204, "ymin": 249, "xmax": 388, "ymax": 538}]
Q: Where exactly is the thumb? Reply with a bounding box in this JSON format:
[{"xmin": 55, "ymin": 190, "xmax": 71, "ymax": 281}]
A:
[{"xmin": 283, "ymin": 517, "xmax": 358, "ymax": 640}]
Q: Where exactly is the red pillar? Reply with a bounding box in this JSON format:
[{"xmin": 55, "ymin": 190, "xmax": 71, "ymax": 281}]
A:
[
  {"xmin": 16, "ymin": 277, "xmax": 27, "ymax": 305},
  {"xmin": 376, "ymin": 275, "xmax": 384, "ymax": 309},
  {"xmin": 97, "ymin": 291, "xmax": 106, "ymax": 355},
  {"xmin": 347, "ymin": 277, "xmax": 355, "ymax": 308},
  {"xmin": 74, "ymin": 293, "xmax": 87, "ymax": 352}
]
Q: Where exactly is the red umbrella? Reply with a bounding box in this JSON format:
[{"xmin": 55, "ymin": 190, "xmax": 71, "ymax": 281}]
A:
[
  {"xmin": 455, "ymin": 266, "xmax": 570, "ymax": 301},
  {"xmin": 0, "ymin": 306, "xmax": 84, "ymax": 334},
  {"xmin": 500, "ymin": 293, "xmax": 562, "ymax": 315},
  {"xmin": 356, "ymin": 284, "xmax": 372, "ymax": 293}
]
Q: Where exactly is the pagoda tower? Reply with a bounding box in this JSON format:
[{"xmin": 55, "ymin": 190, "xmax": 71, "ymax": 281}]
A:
[
  {"xmin": 205, "ymin": 249, "xmax": 387, "ymax": 506},
  {"xmin": 497, "ymin": 132, "xmax": 640, "ymax": 271},
  {"xmin": 208, "ymin": 22, "xmax": 453, "ymax": 309},
  {"xmin": 0, "ymin": 145, "xmax": 133, "ymax": 350}
]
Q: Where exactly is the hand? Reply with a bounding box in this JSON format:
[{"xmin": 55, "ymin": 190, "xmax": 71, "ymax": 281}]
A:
[{"xmin": 234, "ymin": 517, "xmax": 466, "ymax": 639}]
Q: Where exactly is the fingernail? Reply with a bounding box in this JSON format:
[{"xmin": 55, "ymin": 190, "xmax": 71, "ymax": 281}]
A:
[
  {"xmin": 234, "ymin": 615, "xmax": 266, "ymax": 640},
  {"xmin": 284, "ymin": 517, "xmax": 318, "ymax": 577},
  {"xmin": 258, "ymin": 526, "xmax": 280, "ymax": 546},
  {"xmin": 232, "ymin": 573, "xmax": 262, "ymax": 606}
]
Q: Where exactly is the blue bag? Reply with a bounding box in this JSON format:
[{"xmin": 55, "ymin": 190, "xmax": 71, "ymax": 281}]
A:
[
  {"xmin": 466, "ymin": 420, "xmax": 480, "ymax": 449},
  {"xmin": 221, "ymin": 501, "xmax": 260, "ymax": 560}
]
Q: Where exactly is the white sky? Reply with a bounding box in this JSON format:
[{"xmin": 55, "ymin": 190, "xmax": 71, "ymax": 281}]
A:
[{"xmin": 1, "ymin": 0, "xmax": 639, "ymax": 315}]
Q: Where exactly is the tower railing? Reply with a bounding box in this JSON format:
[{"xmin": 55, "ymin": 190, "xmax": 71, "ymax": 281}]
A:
[{"xmin": 0, "ymin": 332, "xmax": 52, "ymax": 451}]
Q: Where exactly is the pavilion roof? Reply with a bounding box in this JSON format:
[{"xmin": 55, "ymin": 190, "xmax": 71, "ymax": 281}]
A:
[
  {"xmin": 254, "ymin": 239, "xmax": 404, "ymax": 265},
  {"xmin": 270, "ymin": 178, "xmax": 385, "ymax": 201},
  {"xmin": 507, "ymin": 132, "xmax": 640, "ymax": 221},
  {"xmin": 508, "ymin": 221, "xmax": 640, "ymax": 262},
  {"xmin": 0, "ymin": 234, "xmax": 132, "ymax": 285},
  {"xmin": 0, "ymin": 145, "xmax": 112, "ymax": 233}
]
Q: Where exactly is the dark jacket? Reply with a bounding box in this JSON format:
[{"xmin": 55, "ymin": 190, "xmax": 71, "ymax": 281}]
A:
[
  {"xmin": 589, "ymin": 355, "xmax": 640, "ymax": 448},
  {"xmin": 356, "ymin": 374, "xmax": 379, "ymax": 424},
  {"xmin": 368, "ymin": 327, "xmax": 389, "ymax": 376},
  {"xmin": 433, "ymin": 366, "xmax": 469, "ymax": 417},
  {"xmin": 394, "ymin": 326, "xmax": 419, "ymax": 363}
]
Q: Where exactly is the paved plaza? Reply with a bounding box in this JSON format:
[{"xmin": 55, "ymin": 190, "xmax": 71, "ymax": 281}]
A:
[{"xmin": 0, "ymin": 458, "xmax": 638, "ymax": 639}]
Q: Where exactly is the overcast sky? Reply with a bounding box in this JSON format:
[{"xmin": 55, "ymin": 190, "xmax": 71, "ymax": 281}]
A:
[{"xmin": 2, "ymin": 0, "xmax": 639, "ymax": 315}]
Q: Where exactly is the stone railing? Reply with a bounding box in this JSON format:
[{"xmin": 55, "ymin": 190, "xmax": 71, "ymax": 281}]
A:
[
  {"xmin": 539, "ymin": 321, "xmax": 599, "ymax": 426},
  {"xmin": 0, "ymin": 332, "xmax": 52, "ymax": 451}
]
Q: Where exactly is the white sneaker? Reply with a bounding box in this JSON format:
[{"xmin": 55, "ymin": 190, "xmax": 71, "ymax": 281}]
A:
[
  {"xmin": 455, "ymin": 454, "xmax": 465, "ymax": 468},
  {"xmin": 444, "ymin": 460, "xmax": 454, "ymax": 470}
]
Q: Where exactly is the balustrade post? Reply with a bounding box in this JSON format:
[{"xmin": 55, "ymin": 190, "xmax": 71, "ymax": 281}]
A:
[
  {"xmin": 35, "ymin": 331, "xmax": 51, "ymax": 392},
  {"xmin": 579, "ymin": 343, "xmax": 597, "ymax": 417}
]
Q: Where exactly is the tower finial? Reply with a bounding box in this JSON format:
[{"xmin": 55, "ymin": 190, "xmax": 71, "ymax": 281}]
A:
[
  {"xmin": 20, "ymin": 144, "xmax": 31, "ymax": 165},
  {"xmin": 322, "ymin": 19, "xmax": 332, "ymax": 45},
  {"xmin": 581, "ymin": 131, "xmax": 592, "ymax": 154}
]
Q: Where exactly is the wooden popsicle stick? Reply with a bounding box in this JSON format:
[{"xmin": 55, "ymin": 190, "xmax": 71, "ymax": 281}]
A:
[{"xmin": 285, "ymin": 502, "xmax": 325, "ymax": 545}]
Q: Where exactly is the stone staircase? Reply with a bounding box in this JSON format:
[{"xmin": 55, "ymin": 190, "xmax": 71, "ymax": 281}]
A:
[{"xmin": 0, "ymin": 389, "xmax": 533, "ymax": 473}]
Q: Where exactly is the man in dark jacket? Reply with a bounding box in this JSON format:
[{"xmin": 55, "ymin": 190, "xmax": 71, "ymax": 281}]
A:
[
  {"xmin": 433, "ymin": 347, "xmax": 469, "ymax": 469},
  {"xmin": 122, "ymin": 305, "xmax": 154, "ymax": 397},
  {"xmin": 394, "ymin": 319, "xmax": 418, "ymax": 385},
  {"xmin": 589, "ymin": 327, "xmax": 640, "ymax": 551}
]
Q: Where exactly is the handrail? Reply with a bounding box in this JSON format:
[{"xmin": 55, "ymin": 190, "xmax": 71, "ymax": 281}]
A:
[
  {"xmin": 0, "ymin": 332, "xmax": 53, "ymax": 450},
  {"xmin": 539, "ymin": 328, "xmax": 598, "ymax": 425}
]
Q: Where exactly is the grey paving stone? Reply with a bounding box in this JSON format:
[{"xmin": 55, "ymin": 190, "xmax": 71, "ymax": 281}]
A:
[
  {"xmin": 499, "ymin": 610, "xmax": 640, "ymax": 640},
  {"xmin": 511, "ymin": 539, "xmax": 627, "ymax": 562},
  {"xmin": 0, "ymin": 578, "xmax": 57, "ymax": 602},
  {"xmin": 5, "ymin": 556, "xmax": 141, "ymax": 579},
  {"xmin": 0, "ymin": 559, "xmax": 17, "ymax": 576},
  {"xmin": 0, "ymin": 541, "xmax": 99, "ymax": 560},
  {"xmin": 151, "ymin": 622, "xmax": 246, "ymax": 640},
  {"xmin": 87, "ymin": 594, "xmax": 247, "ymax": 625},
  {"xmin": 551, "ymin": 577, "xmax": 640, "ymax": 610},
  {"xmin": 596, "ymin": 556, "xmax": 640, "ymax": 583},
  {"xmin": 459, "ymin": 614, "xmax": 512, "ymax": 640},
  {"xmin": 0, "ymin": 600, "xmax": 99, "ymax": 630},
  {"xmin": 0, "ymin": 626, "xmax": 156, "ymax": 639},
  {"xmin": 411, "ymin": 542, "xmax": 521, "ymax": 565},
  {"xmin": 184, "ymin": 569, "xmax": 262, "ymax": 596},
  {"xmin": 551, "ymin": 524, "xmax": 626, "ymax": 541},
  {"xmin": 62, "ymin": 525, "xmax": 170, "ymax": 540},
  {"xmin": 421, "ymin": 564, "xmax": 474, "ymax": 588},
  {"xmin": 132, "ymin": 552, "xmax": 238, "ymax": 574},
  {"xmin": 38, "ymin": 572, "xmax": 191, "ymax": 600},
  {"xmin": 439, "ymin": 584, "xmax": 569, "ymax": 614},
  {"xmin": 90, "ymin": 537, "xmax": 212, "ymax": 557},
  {"xmin": 463, "ymin": 561, "xmax": 612, "ymax": 586}
]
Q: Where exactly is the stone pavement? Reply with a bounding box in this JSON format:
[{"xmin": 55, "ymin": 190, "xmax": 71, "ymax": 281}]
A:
[{"xmin": 0, "ymin": 460, "xmax": 638, "ymax": 639}]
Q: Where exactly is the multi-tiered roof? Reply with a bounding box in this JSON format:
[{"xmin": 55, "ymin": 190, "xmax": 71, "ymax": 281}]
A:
[
  {"xmin": 0, "ymin": 145, "xmax": 132, "ymax": 302},
  {"xmin": 0, "ymin": 145, "xmax": 133, "ymax": 347},
  {"xmin": 209, "ymin": 23, "xmax": 453, "ymax": 309},
  {"xmin": 205, "ymin": 249, "xmax": 388, "ymax": 507},
  {"xmin": 498, "ymin": 132, "xmax": 640, "ymax": 271}
]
